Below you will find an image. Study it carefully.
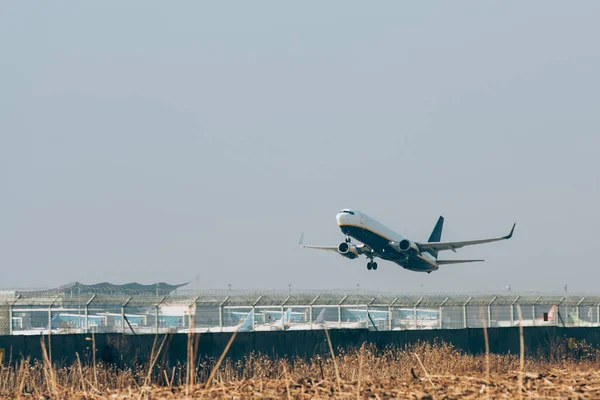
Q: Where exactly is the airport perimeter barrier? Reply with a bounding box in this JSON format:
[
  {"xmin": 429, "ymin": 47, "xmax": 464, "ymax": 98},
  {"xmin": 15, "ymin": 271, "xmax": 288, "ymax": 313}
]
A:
[{"xmin": 0, "ymin": 290, "xmax": 599, "ymax": 335}]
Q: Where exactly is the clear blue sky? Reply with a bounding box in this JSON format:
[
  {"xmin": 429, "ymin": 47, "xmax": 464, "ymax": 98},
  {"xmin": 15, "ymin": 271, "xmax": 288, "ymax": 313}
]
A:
[{"xmin": 1, "ymin": 2, "xmax": 599, "ymax": 293}]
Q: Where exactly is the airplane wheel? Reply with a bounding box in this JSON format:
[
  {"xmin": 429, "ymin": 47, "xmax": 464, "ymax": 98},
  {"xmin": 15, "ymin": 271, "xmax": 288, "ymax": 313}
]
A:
[
  {"xmin": 372, "ymin": 262, "xmax": 378, "ymax": 270},
  {"xmin": 367, "ymin": 262, "xmax": 372, "ymax": 270}
]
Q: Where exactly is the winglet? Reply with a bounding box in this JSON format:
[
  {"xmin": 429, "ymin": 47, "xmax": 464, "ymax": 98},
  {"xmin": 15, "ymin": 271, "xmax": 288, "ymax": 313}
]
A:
[
  {"xmin": 299, "ymin": 233, "xmax": 304, "ymax": 246},
  {"xmin": 504, "ymin": 223, "xmax": 516, "ymax": 240}
]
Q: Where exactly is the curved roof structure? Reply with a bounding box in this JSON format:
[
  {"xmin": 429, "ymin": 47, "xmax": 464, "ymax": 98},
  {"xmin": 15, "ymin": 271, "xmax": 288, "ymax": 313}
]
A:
[
  {"xmin": 59, "ymin": 281, "xmax": 188, "ymax": 295},
  {"xmin": 12, "ymin": 281, "xmax": 188, "ymax": 297}
]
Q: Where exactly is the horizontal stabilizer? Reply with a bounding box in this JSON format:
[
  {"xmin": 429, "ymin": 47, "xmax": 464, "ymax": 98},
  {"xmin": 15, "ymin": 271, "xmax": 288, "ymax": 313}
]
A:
[{"xmin": 437, "ymin": 259, "xmax": 484, "ymax": 265}]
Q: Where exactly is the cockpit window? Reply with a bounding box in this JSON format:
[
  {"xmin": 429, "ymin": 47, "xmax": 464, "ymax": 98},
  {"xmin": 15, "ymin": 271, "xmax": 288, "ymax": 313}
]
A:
[{"xmin": 339, "ymin": 210, "xmax": 355, "ymax": 215}]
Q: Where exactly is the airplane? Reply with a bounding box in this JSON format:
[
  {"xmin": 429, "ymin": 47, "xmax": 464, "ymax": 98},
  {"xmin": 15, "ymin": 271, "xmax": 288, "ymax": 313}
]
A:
[
  {"xmin": 286, "ymin": 308, "xmax": 331, "ymax": 330},
  {"xmin": 286, "ymin": 308, "xmax": 382, "ymax": 330},
  {"xmin": 213, "ymin": 309, "xmax": 254, "ymax": 332},
  {"xmin": 568, "ymin": 311, "xmax": 598, "ymax": 327},
  {"xmin": 255, "ymin": 308, "xmax": 294, "ymax": 331},
  {"xmin": 300, "ymin": 209, "xmax": 515, "ymax": 273},
  {"xmin": 495, "ymin": 305, "xmax": 558, "ymax": 327}
]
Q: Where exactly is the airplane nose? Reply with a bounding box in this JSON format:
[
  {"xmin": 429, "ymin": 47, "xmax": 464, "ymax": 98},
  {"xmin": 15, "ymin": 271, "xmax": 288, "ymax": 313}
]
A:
[{"xmin": 337, "ymin": 210, "xmax": 358, "ymax": 226}]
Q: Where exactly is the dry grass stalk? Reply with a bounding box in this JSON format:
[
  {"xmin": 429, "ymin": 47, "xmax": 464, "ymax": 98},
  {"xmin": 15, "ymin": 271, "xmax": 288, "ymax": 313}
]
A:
[
  {"xmin": 481, "ymin": 307, "xmax": 491, "ymax": 399},
  {"xmin": 186, "ymin": 318, "xmax": 193, "ymax": 398},
  {"xmin": 16, "ymin": 357, "xmax": 30, "ymax": 399},
  {"xmin": 143, "ymin": 333, "xmax": 169, "ymax": 388},
  {"xmin": 283, "ymin": 364, "xmax": 292, "ymax": 400},
  {"xmin": 40, "ymin": 335, "xmax": 59, "ymax": 400},
  {"xmin": 323, "ymin": 327, "xmax": 341, "ymax": 393},
  {"xmin": 204, "ymin": 328, "xmax": 239, "ymax": 389},
  {"xmin": 47, "ymin": 327, "xmax": 52, "ymax": 368},
  {"xmin": 75, "ymin": 353, "xmax": 86, "ymax": 393},
  {"xmin": 412, "ymin": 351, "xmax": 435, "ymax": 389},
  {"xmin": 517, "ymin": 303, "xmax": 525, "ymax": 400},
  {"xmin": 357, "ymin": 342, "xmax": 364, "ymax": 400},
  {"xmin": 91, "ymin": 331, "xmax": 97, "ymax": 389}
]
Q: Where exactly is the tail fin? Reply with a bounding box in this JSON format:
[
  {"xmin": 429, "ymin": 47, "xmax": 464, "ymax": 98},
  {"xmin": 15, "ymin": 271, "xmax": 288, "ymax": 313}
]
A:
[
  {"xmin": 314, "ymin": 308, "xmax": 326, "ymax": 325},
  {"xmin": 427, "ymin": 216, "xmax": 444, "ymax": 259},
  {"xmin": 284, "ymin": 308, "xmax": 292, "ymax": 326},
  {"xmin": 238, "ymin": 310, "xmax": 254, "ymax": 332},
  {"xmin": 428, "ymin": 216, "xmax": 444, "ymax": 242},
  {"xmin": 548, "ymin": 305, "xmax": 557, "ymax": 321}
]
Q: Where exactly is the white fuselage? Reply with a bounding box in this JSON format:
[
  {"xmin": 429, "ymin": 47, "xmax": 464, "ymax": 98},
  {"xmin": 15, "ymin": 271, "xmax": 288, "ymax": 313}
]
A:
[
  {"xmin": 336, "ymin": 210, "xmax": 438, "ymax": 271},
  {"xmin": 336, "ymin": 211, "xmax": 405, "ymax": 243}
]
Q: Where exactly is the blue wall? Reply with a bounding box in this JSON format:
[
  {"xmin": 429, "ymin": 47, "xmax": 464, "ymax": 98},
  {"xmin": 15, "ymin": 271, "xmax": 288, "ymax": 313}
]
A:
[{"xmin": 0, "ymin": 327, "xmax": 597, "ymax": 367}]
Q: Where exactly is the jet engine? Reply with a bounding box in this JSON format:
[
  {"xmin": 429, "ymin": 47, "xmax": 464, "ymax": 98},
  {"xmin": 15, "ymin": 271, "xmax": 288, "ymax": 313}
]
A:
[
  {"xmin": 399, "ymin": 239, "xmax": 419, "ymax": 252},
  {"xmin": 390, "ymin": 239, "xmax": 420, "ymax": 253},
  {"xmin": 337, "ymin": 242, "xmax": 359, "ymax": 259}
]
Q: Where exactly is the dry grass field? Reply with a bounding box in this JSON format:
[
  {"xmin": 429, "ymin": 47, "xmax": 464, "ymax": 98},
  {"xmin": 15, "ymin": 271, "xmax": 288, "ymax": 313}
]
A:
[{"xmin": 1, "ymin": 331, "xmax": 600, "ymax": 399}]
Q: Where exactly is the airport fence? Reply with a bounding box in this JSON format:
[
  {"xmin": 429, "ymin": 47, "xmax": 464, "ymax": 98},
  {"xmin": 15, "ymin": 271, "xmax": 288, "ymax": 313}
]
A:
[{"xmin": 0, "ymin": 290, "xmax": 598, "ymax": 335}]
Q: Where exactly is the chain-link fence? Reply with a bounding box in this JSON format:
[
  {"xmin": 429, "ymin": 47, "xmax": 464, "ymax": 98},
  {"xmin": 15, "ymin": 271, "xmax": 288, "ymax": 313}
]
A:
[{"xmin": 0, "ymin": 290, "xmax": 597, "ymax": 335}]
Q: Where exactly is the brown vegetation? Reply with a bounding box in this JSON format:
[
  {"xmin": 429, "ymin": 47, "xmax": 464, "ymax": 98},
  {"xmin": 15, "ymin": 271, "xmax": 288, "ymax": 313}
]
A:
[{"xmin": 2, "ymin": 336, "xmax": 600, "ymax": 399}]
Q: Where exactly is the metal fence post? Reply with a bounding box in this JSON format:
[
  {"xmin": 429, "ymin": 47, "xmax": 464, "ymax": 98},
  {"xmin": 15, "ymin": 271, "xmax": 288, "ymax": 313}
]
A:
[
  {"xmin": 511, "ymin": 296, "xmax": 520, "ymax": 327},
  {"xmin": 219, "ymin": 296, "xmax": 229, "ymax": 332},
  {"xmin": 121, "ymin": 296, "xmax": 132, "ymax": 334},
  {"xmin": 577, "ymin": 297, "xmax": 585, "ymax": 323},
  {"xmin": 463, "ymin": 297, "xmax": 472, "ymax": 328},
  {"xmin": 281, "ymin": 295, "xmax": 291, "ymax": 329},
  {"xmin": 388, "ymin": 298, "xmax": 398, "ymax": 331},
  {"xmin": 338, "ymin": 295, "xmax": 348, "ymax": 329},
  {"xmin": 532, "ymin": 296, "xmax": 541, "ymax": 326},
  {"xmin": 9, "ymin": 295, "xmax": 20, "ymax": 335},
  {"xmin": 309, "ymin": 295, "xmax": 319, "ymax": 330},
  {"xmin": 48, "ymin": 295, "xmax": 59, "ymax": 335},
  {"xmin": 85, "ymin": 295, "xmax": 96, "ymax": 332},
  {"xmin": 556, "ymin": 297, "xmax": 565, "ymax": 327},
  {"xmin": 488, "ymin": 296, "xmax": 497, "ymax": 328},
  {"xmin": 189, "ymin": 296, "xmax": 199, "ymax": 332},
  {"xmin": 439, "ymin": 297, "xmax": 448, "ymax": 329},
  {"xmin": 414, "ymin": 297, "xmax": 423, "ymax": 329},
  {"xmin": 366, "ymin": 298, "xmax": 375, "ymax": 329},
  {"xmin": 252, "ymin": 296, "xmax": 262, "ymax": 332},
  {"xmin": 155, "ymin": 296, "xmax": 166, "ymax": 334}
]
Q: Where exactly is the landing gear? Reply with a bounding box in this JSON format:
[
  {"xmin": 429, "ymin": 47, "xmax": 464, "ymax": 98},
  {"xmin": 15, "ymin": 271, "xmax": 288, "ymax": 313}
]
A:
[
  {"xmin": 367, "ymin": 261, "xmax": 378, "ymax": 271},
  {"xmin": 345, "ymin": 237, "xmax": 351, "ymax": 243}
]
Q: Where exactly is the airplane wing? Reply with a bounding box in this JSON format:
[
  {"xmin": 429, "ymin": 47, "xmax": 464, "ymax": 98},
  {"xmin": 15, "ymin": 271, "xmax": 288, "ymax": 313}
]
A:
[
  {"xmin": 436, "ymin": 259, "xmax": 484, "ymax": 265},
  {"xmin": 299, "ymin": 233, "xmax": 371, "ymax": 254},
  {"xmin": 417, "ymin": 223, "xmax": 515, "ymax": 253},
  {"xmin": 301, "ymin": 245, "xmax": 339, "ymax": 252},
  {"xmin": 299, "ymin": 234, "xmax": 338, "ymax": 251}
]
